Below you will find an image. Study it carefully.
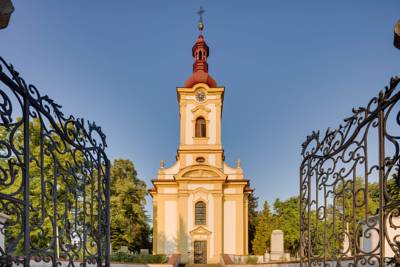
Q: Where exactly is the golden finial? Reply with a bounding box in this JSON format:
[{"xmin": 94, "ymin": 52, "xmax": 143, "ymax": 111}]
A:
[{"xmin": 197, "ymin": 6, "xmax": 205, "ymax": 32}]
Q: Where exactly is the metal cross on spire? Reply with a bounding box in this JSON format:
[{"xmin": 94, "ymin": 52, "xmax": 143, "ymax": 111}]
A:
[{"xmin": 197, "ymin": 6, "xmax": 205, "ymax": 32}]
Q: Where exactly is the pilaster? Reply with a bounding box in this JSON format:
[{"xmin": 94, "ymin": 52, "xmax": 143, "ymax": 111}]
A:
[
  {"xmin": 213, "ymin": 193, "xmax": 223, "ymax": 260},
  {"xmin": 178, "ymin": 188, "xmax": 189, "ymax": 262},
  {"xmin": 236, "ymin": 194, "xmax": 244, "ymax": 255}
]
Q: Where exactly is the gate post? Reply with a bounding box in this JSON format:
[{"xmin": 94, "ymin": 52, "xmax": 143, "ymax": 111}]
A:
[
  {"xmin": 22, "ymin": 96, "xmax": 30, "ymax": 267},
  {"xmin": 97, "ymin": 154, "xmax": 103, "ymax": 267},
  {"xmin": 105, "ymin": 158, "xmax": 111, "ymax": 267},
  {"xmin": 378, "ymin": 107, "xmax": 386, "ymax": 266},
  {"xmin": 306, "ymin": 158, "xmax": 311, "ymax": 267},
  {"xmin": 299, "ymin": 165, "xmax": 303, "ymax": 267}
]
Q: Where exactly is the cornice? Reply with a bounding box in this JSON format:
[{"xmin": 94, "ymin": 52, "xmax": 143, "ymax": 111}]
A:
[{"xmin": 178, "ymin": 146, "xmax": 223, "ymax": 151}]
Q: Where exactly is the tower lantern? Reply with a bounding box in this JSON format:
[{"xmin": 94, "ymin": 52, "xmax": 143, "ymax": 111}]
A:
[{"xmin": 185, "ymin": 7, "xmax": 217, "ymax": 88}]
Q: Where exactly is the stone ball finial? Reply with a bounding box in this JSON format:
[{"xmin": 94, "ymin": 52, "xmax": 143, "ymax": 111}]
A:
[{"xmin": 236, "ymin": 159, "xmax": 241, "ymax": 168}]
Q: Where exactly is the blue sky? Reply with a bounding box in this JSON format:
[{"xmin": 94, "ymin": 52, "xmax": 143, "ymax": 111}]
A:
[{"xmin": 1, "ymin": 1, "xmax": 399, "ymax": 213}]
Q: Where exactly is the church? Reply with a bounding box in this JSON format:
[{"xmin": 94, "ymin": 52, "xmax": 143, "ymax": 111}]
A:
[{"xmin": 150, "ymin": 12, "xmax": 252, "ymax": 264}]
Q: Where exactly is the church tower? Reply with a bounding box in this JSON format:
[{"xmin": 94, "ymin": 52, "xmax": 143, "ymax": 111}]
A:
[{"xmin": 150, "ymin": 9, "xmax": 252, "ymax": 264}]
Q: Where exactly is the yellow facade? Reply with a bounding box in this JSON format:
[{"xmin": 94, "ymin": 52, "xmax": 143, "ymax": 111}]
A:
[{"xmin": 150, "ymin": 81, "xmax": 252, "ymax": 264}]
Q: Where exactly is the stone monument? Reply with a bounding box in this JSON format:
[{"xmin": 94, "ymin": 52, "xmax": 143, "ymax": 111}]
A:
[
  {"xmin": 140, "ymin": 248, "xmax": 149, "ymax": 255},
  {"xmin": 263, "ymin": 252, "xmax": 270, "ymax": 262},
  {"xmin": 342, "ymin": 223, "xmax": 351, "ymax": 256},
  {"xmin": 0, "ymin": 213, "xmax": 10, "ymax": 251},
  {"xmin": 270, "ymin": 230, "xmax": 285, "ymax": 261},
  {"xmin": 119, "ymin": 246, "xmax": 129, "ymax": 253}
]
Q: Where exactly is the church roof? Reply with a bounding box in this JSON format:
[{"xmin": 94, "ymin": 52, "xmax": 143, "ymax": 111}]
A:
[
  {"xmin": 184, "ymin": 14, "xmax": 217, "ymax": 88},
  {"xmin": 184, "ymin": 70, "xmax": 217, "ymax": 88}
]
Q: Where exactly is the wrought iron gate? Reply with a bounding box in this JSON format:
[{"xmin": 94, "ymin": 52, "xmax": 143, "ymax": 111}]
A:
[
  {"xmin": 194, "ymin": 241, "xmax": 207, "ymax": 264},
  {"xmin": 0, "ymin": 57, "xmax": 110, "ymax": 266},
  {"xmin": 300, "ymin": 76, "xmax": 400, "ymax": 266}
]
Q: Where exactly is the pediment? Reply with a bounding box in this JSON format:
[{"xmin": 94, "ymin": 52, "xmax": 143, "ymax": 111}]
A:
[
  {"xmin": 191, "ymin": 105, "xmax": 211, "ymax": 113},
  {"xmin": 190, "ymin": 226, "xmax": 212, "ymax": 236},
  {"xmin": 182, "ymin": 169, "xmax": 218, "ymax": 179},
  {"xmin": 192, "ymin": 188, "xmax": 208, "ymax": 200},
  {"xmin": 175, "ymin": 165, "xmax": 227, "ymax": 181}
]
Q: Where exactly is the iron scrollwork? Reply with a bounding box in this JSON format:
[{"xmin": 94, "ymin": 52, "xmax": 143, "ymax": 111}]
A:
[
  {"xmin": 0, "ymin": 57, "xmax": 111, "ymax": 267},
  {"xmin": 300, "ymin": 76, "xmax": 400, "ymax": 266}
]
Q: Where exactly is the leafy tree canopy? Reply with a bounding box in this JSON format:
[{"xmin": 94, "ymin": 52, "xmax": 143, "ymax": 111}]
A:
[
  {"xmin": 248, "ymin": 191, "xmax": 259, "ymax": 254},
  {"xmin": 110, "ymin": 159, "xmax": 151, "ymax": 253}
]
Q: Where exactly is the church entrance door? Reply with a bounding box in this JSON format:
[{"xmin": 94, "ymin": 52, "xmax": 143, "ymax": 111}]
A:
[{"xmin": 194, "ymin": 241, "xmax": 207, "ymax": 264}]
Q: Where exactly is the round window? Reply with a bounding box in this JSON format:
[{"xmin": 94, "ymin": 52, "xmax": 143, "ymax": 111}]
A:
[{"xmin": 196, "ymin": 157, "xmax": 205, "ymax": 163}]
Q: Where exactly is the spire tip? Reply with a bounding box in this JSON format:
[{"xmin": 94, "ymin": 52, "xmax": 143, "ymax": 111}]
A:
[{"xmin": 197, "ymin": 6, "xmax": 205, "ymax": 33}]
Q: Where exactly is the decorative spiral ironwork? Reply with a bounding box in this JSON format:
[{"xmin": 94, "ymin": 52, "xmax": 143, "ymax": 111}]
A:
[
  {"xmin": 300, "ymin": 76, "xmax": 400, "ymax": 266},
  {"xmin": 0, "ymin": 57, "xmax": 110, "ymax": 267}
]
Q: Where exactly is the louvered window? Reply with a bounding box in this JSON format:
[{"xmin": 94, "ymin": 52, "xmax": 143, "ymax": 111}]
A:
[{"xmin": 195, "ymin": 117, "xmax": 206, "ymax": 137}]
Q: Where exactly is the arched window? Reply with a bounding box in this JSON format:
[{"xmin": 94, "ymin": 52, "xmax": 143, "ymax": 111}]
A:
[
  {"xmin": 199, "ymin": 51, "xmax": 203, "ymax": 60},
  {"xmin": 195, "ymin": 201, "xmax": 206, "ymax": 225},
  {"xmin": 195, "ymin": 117, "xmax": 206, "ymax": 138}
]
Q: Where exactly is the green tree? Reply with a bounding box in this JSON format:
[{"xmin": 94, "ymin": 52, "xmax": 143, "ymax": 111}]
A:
[
  {"xmin": 369, "ymin": 176, "xmax": 400, "ymax": 204},
  {"xmin": 110, "ymin": 159, "xmax": 151, "ymax": 253},
  {"xmin": 335, "ymin": 177, "xmax": 379, "ymax": 222},
  {"xmin": 252, "ymin": 201, "xmax": 272, "ymax": 255},
  {"xmin": 248, "ymin": 191, "xmax": 259, "ymax": 254},
  {"xmin": 386, "ymin": 176, "xmax": 400, "ymax": 203},
  {"xmin": 273, "ymin": 197, "xmax": 300, "ymax": 256}
]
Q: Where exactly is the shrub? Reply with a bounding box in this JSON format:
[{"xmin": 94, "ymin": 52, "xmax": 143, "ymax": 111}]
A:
[
  {"xmin": 246, "ymin": 256, "xmax": 258, "ymax": 264},
  {"xmin": 233, "ymin": 256, "xmax": 242, "ymax": 264},
  {"xmin": 111, "ymin": 252, "xmax": 168, "ymax": 263}
]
